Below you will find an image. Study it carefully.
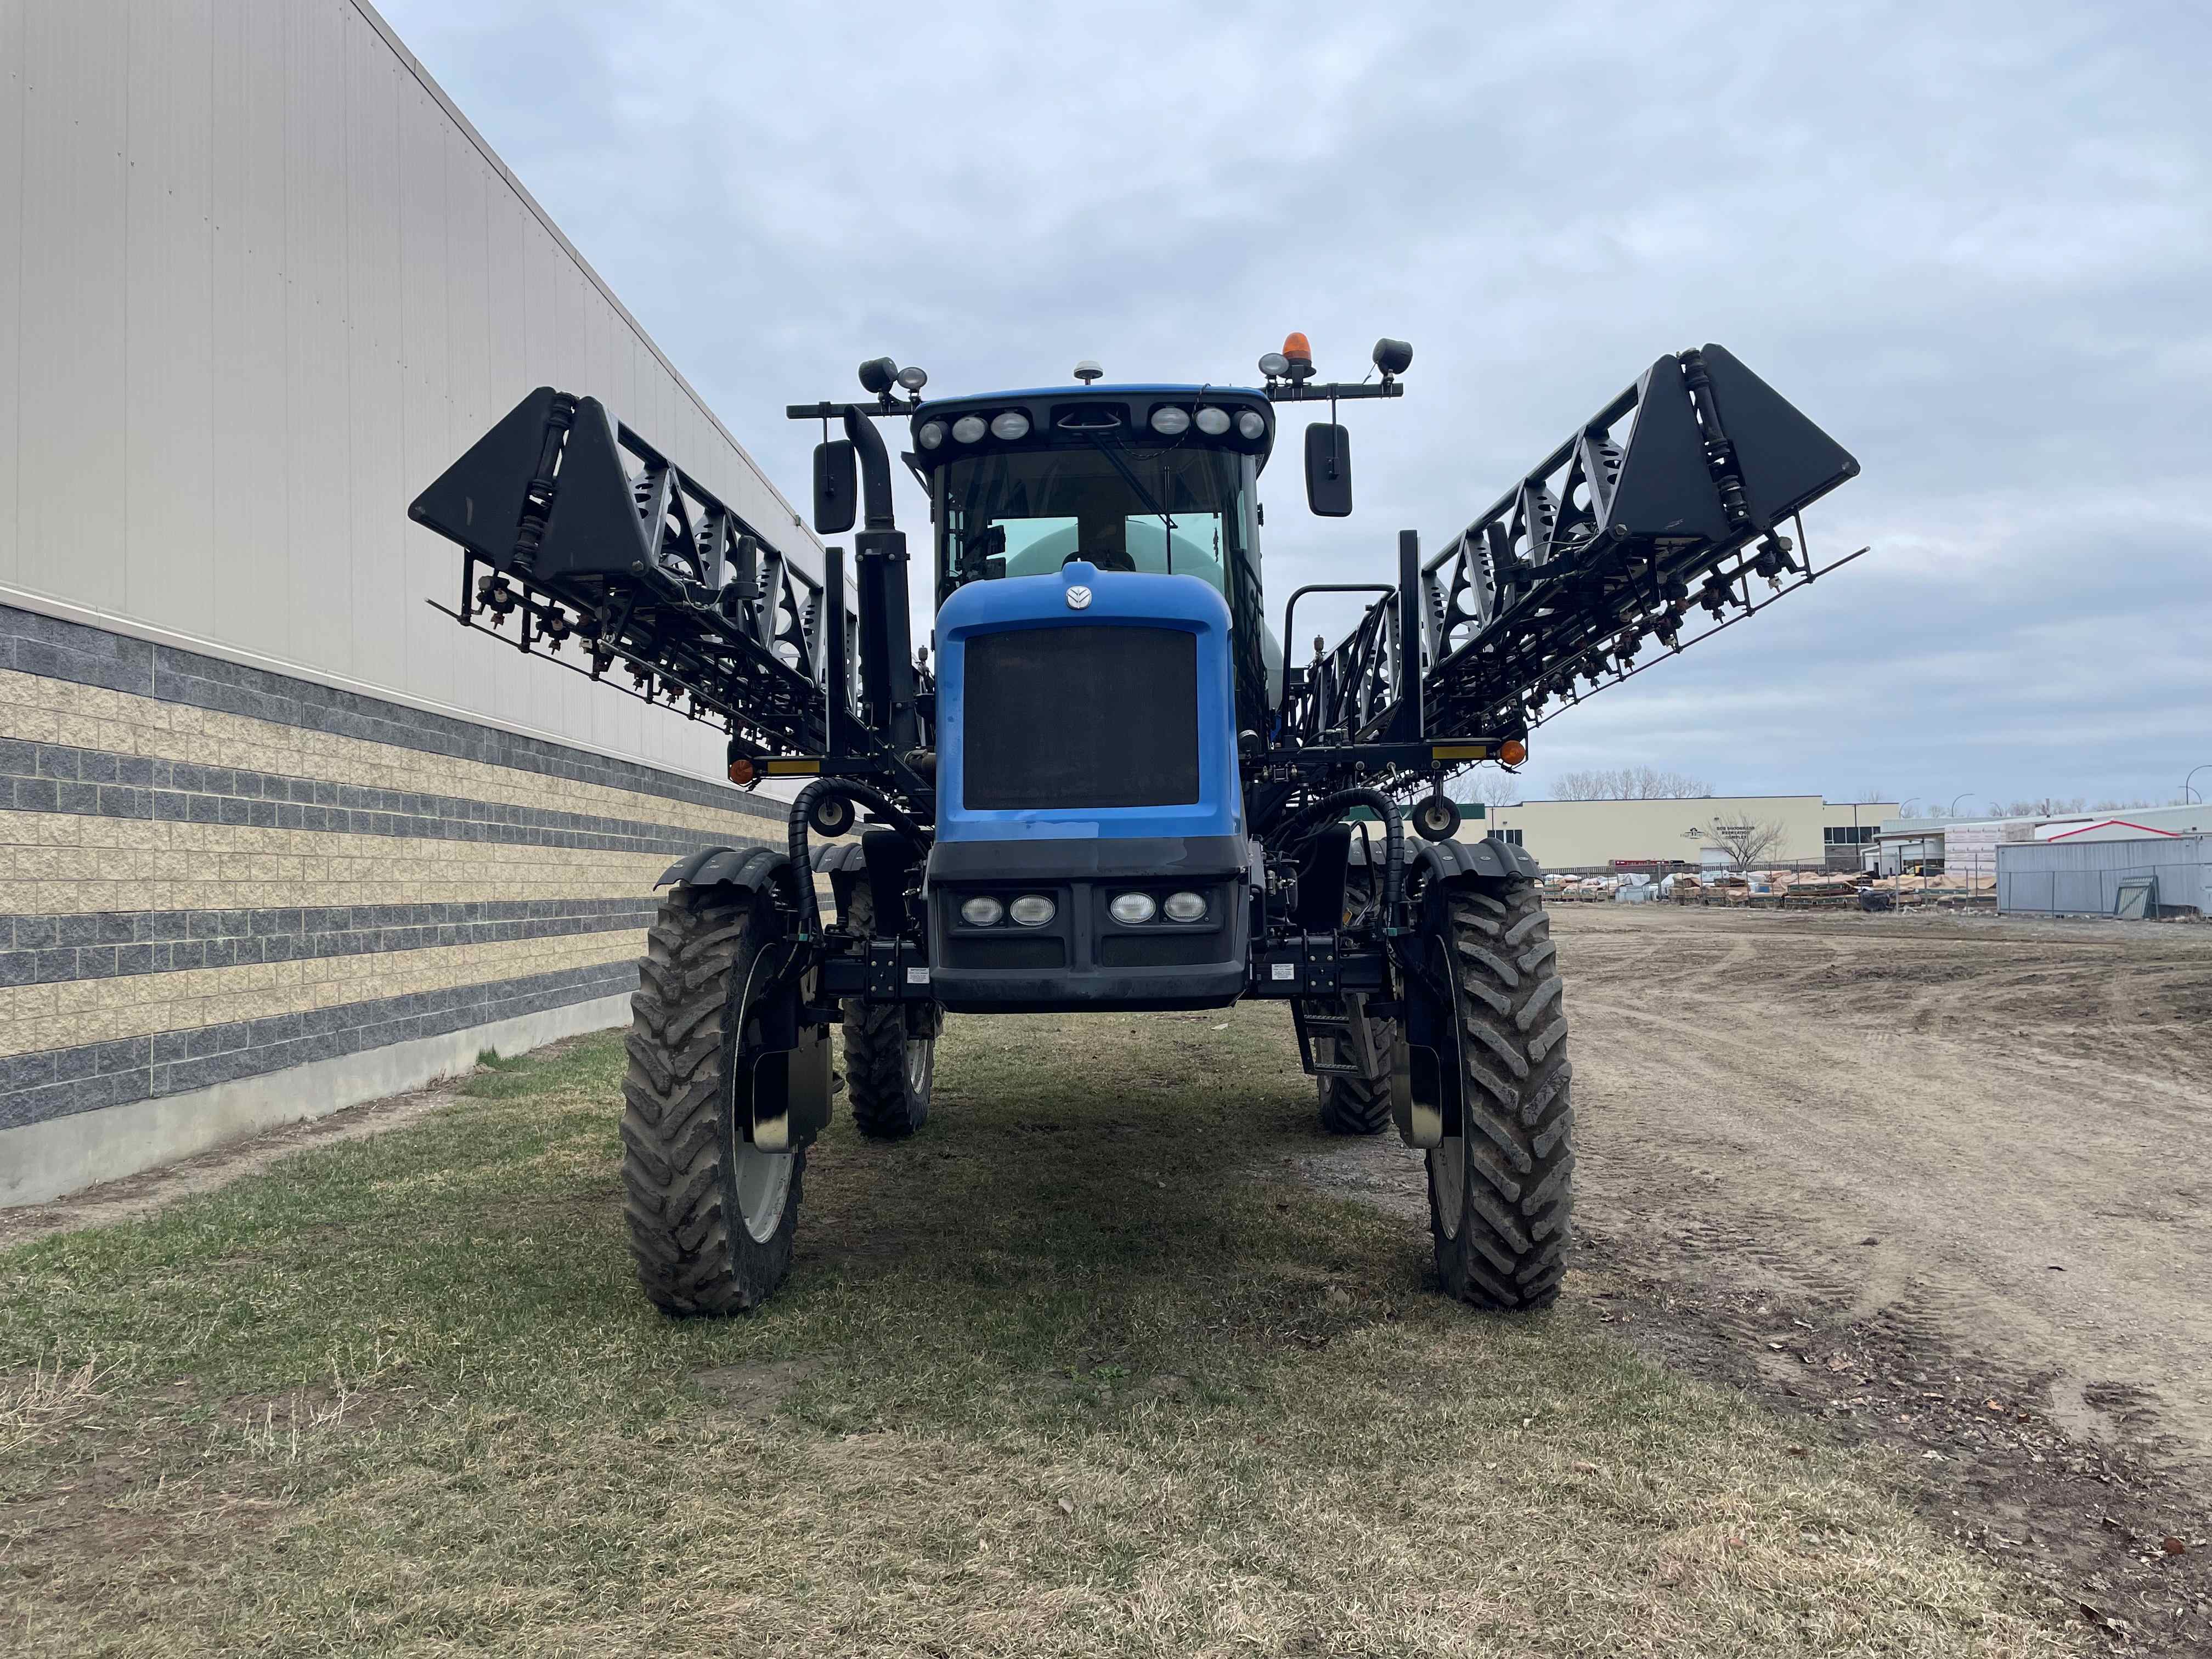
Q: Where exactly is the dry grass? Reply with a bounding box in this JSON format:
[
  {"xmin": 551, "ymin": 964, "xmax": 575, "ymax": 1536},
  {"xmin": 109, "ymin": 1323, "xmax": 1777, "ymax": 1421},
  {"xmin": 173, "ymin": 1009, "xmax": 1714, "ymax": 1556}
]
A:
[{"xmin": 0, "ymin": 1006, "xmax": 2075, "ymax": 1656}]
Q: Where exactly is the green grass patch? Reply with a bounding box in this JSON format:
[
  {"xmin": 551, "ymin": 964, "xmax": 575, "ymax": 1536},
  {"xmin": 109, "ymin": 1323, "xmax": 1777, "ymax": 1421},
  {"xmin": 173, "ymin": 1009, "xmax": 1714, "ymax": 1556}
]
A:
[{"xmin": 1, "ymin": 1007, "xmax": 2068, "ymax": 1656}]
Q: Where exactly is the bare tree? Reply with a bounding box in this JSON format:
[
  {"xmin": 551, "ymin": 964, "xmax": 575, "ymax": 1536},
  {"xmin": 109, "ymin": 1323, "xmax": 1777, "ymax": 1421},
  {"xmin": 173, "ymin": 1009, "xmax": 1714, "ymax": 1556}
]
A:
[
  {"xmin": 1702, "ymin": 818, "xmax": 1788, "ymax": 870},
  {"xmin": 1464, "ymin": 771, "xmax": 1521, "ymax": 809},
  {"xmin": 1994, "ymin": 796, "xmax": 2088, "ymax": 818},
  {"xmin": 1551, "ymin": 765, "xmax": 1713, "ymax": 800}
]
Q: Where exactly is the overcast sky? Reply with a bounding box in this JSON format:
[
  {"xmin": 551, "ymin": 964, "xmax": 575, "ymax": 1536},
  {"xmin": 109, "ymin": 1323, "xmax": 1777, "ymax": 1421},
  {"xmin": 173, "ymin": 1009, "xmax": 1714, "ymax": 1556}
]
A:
[{"xmin": 376, "ymin": 0, "xmax": 2210, "ymax": 812}]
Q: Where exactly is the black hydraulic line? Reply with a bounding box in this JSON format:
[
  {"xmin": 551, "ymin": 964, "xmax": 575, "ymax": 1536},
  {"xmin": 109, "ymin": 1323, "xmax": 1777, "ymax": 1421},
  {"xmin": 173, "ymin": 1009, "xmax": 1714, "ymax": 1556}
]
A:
[
  {"xmin": 787, "ymin": 778, "xmax": 933, "ymax": 939},
  {"xmin": 1274, "ymin": 787, "xmax": 1406, "ymax": 914}
]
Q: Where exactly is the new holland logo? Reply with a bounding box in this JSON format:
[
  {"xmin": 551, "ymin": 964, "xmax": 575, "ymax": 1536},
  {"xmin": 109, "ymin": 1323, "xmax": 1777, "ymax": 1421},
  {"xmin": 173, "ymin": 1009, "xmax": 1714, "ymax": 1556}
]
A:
[{"xmin": 1065, "ymin": 585, "xmax": 1093, "ymax": 610}]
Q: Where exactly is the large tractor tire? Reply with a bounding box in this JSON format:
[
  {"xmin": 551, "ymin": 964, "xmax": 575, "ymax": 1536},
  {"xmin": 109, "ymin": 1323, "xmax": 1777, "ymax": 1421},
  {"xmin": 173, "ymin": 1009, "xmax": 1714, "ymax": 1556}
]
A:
[
  {"xmin": 838, "ymin": 883, "xmax": 936, "ymax": 1139},
  {"xmin": 620, "ymin": 883, "xmax": 803, "ymax": 1315},
  {"xmin": 1426, "ymin": 877, "xmax": 1575, "ymax": 1311},
  {"xmin": 1315, "ymin": 1002, "xmax": 1398, "ymax": 1136}
]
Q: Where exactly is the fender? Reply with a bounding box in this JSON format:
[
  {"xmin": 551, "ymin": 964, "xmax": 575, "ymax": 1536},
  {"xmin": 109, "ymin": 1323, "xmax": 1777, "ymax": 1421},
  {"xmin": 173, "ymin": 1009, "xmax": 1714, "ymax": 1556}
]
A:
[
  {"xmin": 810, "ymin": 832, "xmax": 924, "ymax": 935},
  {"xmin": 654, "ymin": 843, "xmax": 829, "ymax": 1152},
  {"xmin": 1384, "ymin": 839, "xmax": 1540, "ymax": 1150},
  {"xmin": 1408, "ymin": 835, "xmax": 1544, "ymax": 884},
  {"xmin": 658, "ymin": 842, "xmax": 800, "ymax": 899},
  {"xmin": 1340, "ymin": 828, "xmax": 1544, "ymax": 887},
  {"xmin": 809, "ymin": 840, "xmax": 868, "ymax": 926}
]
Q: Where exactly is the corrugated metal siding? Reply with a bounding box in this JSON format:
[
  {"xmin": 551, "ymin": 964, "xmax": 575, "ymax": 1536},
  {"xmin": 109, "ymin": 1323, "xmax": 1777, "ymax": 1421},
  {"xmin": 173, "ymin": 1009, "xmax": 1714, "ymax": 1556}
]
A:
[
  {"xmin": 1996, "ymin": 836, "xmax": 2211, "ymax": 917},
  {"xmin": 0, "ymin": 0, "xmax": 813, "ymax": 782}
]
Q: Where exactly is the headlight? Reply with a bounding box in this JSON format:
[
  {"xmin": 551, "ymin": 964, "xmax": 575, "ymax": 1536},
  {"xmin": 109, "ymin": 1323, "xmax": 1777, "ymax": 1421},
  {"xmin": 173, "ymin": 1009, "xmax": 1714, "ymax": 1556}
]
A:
[
  {"xmin": 1009, "ymin": 894, "xmax": 1056, "ymax": 927},
  {"xmin": 1108, "ymin": 892, "xmax": 1157, "ymax": 925},
  {"xmin": 1195, "ymin": 405, "xmax": 1230, "ymax": 436},
  {"xmin": 1236, "ymin": 409, "xmax": 1267, "ymax": 441},
  {"xmin": 1149, "ymin": 406, "xmax": 1191, "ymax": 437},
  {"xmin": 1163, "ymin": 890, "xmax": 1206, "ymax": 923},
  {"xmin": 960, "ymin": 895, "xmax": 1004, "ymax": 927},
  {"xmin": 990, "ymin": 410, "xmax": 1031, "ymax": 441},
  {"xmin": 918, "ymin": 421, "xmax": 945, "ymax": 449},
  {"xmin": 951, "ymin": 415, "xmax": 987, "ymax": 444}
]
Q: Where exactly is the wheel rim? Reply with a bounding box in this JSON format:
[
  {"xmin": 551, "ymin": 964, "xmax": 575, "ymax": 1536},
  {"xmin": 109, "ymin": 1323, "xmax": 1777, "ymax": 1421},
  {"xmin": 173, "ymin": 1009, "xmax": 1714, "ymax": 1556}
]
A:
[
  {"xmin": 727, "ymin": 965, "xmax": 796, "ymax": 1245},
  {"xmin": 1429, "ymin": 1133, "xmax": 1465, "ymax": 1240},
  {"xmin": 905, "ymin": 1036, "xmax": 933, "ymax": 1098},
  {"xmin": 732, "ymin": 1137, "xmax": 794, "ymax": 1244}
]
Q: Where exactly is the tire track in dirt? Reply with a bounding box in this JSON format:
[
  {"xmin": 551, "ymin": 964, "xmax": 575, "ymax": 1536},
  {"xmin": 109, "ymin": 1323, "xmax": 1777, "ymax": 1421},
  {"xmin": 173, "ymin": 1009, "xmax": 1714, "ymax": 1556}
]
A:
[{"xmin": 1562, "ymin": 908, "xmax": 2212, "ymax": 1480}]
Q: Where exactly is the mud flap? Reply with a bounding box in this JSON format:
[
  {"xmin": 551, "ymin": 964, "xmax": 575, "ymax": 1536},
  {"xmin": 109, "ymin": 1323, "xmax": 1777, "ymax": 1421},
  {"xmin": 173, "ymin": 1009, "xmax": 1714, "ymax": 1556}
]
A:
[
  {"xmin": 1390, "ymin": 916, "xmax": 1464, "ymax": 1150},
  {"xmin": 741, "ymin": 953, "xmax": 833, "ymax": 1155}
]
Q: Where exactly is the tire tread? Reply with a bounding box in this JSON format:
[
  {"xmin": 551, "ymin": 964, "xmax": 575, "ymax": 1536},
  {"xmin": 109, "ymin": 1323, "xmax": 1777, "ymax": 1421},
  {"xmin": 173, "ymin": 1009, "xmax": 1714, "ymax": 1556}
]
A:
[
  {"xmin": 1430, "ymin": 878, "xmax": 1575, "ymax": 1312},
  {"xmin": 619, "ymin": 885, "xmax": 801, "ymax": 1316}
]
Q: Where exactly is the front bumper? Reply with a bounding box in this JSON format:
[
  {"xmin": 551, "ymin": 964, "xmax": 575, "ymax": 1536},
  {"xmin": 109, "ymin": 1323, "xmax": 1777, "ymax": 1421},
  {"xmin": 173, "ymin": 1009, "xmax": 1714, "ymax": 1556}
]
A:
[{"xmin": 925, "ymin": 835, "xmax": 1254, "ymax": 1013}]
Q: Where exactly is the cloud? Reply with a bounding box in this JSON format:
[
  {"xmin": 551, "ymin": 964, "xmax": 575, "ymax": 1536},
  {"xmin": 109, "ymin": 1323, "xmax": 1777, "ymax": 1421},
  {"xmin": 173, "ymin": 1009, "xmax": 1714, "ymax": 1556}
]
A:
[{"xmin": 374, "ymin": 0, "xmax": 2212, "ymax": 803}]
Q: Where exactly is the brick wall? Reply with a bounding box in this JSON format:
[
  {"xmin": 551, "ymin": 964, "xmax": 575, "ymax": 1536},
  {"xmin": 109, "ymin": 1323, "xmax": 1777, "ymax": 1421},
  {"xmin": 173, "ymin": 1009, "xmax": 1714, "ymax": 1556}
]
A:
[{"xmin": 0, "ymin": 602, "xmax": 784, "ymax": 1201}]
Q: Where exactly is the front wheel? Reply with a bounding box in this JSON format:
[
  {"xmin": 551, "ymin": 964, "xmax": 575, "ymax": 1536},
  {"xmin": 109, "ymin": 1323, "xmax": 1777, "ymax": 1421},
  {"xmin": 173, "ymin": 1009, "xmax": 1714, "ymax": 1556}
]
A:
[
  {"xmin": 620, "ymin": 884, "xmax": 803, "ymax": 1315},
  {"xmin": 1426, "ymin": 878, "xmax": 1574, "ymax": 1310}
]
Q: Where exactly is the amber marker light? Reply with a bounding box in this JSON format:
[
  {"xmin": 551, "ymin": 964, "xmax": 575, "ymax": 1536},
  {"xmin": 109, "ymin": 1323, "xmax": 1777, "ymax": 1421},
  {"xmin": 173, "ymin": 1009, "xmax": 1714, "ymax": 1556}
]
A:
[
  {"xmin": 1500, "ymin": 739, "xmax": 1528, "ymax": 766},
  {"xmin": 1281, "ymin": 331, "xmax": 1314, "ymax": 382}
]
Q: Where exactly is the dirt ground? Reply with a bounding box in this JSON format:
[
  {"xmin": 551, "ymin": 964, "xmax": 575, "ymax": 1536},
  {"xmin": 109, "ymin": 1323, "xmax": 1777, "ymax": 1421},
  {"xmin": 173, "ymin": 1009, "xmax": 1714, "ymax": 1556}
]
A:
[
  {"xmin": 1565, "ymin": 904, "xmax": 2212, "ymax": 1475},
  {"xmin": 10, "ymin": 901, "xmax": 2210, "ymax": 1650},
  {"xmin": 1295, "ymin": 902, "xmax": 2212, "ymax": 1649}
]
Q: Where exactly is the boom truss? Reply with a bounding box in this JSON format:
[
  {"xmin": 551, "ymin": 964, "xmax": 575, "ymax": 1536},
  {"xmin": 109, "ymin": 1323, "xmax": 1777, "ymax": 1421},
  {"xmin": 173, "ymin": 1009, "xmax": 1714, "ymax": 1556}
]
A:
[
  {"xmin": 411, "ymin": 348, "xmax": 1861, "ymax": 810},
  {"xmin": 1278, "ymin": 345, "xmax": 1863, "ymax": 789},
  {"xmin": 408, "ymin": 387, "xmax": 861, "ymax": 770}
]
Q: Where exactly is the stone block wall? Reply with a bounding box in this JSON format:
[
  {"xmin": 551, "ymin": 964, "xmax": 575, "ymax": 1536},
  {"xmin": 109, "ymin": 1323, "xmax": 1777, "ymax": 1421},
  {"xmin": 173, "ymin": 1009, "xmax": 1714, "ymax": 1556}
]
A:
[{"xmin": 0, "ymin": 602, "xmax": 783, "ymax": 1202}]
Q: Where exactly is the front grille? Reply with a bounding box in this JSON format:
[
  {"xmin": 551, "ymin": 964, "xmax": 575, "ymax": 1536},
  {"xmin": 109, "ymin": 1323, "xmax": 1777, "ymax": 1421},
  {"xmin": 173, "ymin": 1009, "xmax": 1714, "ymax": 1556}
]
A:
[
  {"xmin": 962, "ymin": 626, "xmax": 1200, "ymax": 810},
  {"xmin": 945, "ymin": 935, "xmax": 1067, "ymax": 970},
  {"xmin": 1099, "ymin": 933, "xmax": 1223, "ymax": 968}
]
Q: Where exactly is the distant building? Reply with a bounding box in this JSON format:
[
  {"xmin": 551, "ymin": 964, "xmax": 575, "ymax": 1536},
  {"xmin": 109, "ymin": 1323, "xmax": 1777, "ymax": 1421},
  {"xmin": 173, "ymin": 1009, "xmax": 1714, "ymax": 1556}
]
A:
[
  {"xmin": 1465, "ymin": 795, "xmax": 1896, "ymax": 872},
  {"xmin": 1870, "ymin": 805, "xmax": 2212, "ymax": 877},
  {"xmin": 1997, "ymin": 835, "xmax": 2212, "ymax": 918}
]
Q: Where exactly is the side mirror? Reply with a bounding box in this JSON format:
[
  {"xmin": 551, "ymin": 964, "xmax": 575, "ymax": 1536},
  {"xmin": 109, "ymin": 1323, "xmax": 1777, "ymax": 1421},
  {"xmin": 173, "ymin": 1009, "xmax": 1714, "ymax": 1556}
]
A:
[
  {"xmin": 1304, "ymin": 422, "xmax": 1352, "ymax": 517},
  {"xmin": 813, "ymin": 439, "xmax": 857, "ymax": 534}
]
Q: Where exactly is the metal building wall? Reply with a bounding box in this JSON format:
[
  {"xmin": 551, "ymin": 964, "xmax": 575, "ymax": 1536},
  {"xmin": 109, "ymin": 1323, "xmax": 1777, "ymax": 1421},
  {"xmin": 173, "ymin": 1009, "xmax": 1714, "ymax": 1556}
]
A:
[
  {"xmin": 0, "ymin": 0, "xmax": 813, "ymax": 780},
  {"xmin": 1996, "ymin": 837, "xmax": 2210, "ymax": 918},
  {"xmin": 0, "ymin": 0, "xmax": 811, "ymax": 1204}
]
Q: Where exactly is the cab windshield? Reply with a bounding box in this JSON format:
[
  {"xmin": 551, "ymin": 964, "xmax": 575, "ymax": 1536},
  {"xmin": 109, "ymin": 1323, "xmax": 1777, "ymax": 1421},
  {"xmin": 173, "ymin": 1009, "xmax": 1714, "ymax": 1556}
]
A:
[{"xmin": 937, "ymin": 442, "xmax": 1249, "ymax": 605}]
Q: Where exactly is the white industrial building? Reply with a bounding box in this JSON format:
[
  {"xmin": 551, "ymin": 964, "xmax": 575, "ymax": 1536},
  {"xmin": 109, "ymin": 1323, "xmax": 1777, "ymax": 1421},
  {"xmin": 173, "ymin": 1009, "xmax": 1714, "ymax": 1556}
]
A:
[
  {"xmin": 1472, "ymin": 794, "xmax": 1894, "ymax": 873},
  {"xmin": 1, "ymin": 1, "xmax": 814, "ymax": 1202}
]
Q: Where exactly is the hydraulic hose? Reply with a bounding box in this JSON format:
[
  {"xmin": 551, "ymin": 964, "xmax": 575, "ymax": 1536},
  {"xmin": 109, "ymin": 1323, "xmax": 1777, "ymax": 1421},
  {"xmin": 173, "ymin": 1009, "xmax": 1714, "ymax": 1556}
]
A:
[
  {"xmin": 1276, "ymin": 787, "xmax": 1407, "ymax": 915},
  {"xmin": 787, "ymin": 778, "xmax": 932, "ymax": 938}
]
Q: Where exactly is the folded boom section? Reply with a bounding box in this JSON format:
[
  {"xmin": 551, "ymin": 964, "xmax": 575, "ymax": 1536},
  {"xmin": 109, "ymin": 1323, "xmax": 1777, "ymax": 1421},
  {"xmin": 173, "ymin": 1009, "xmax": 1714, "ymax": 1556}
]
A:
[
  {"xmin": 1282, "ymin": 345, "xmax": 1861, "ymax": 783},
  {"xmin": 407, "ymin": 387, "xmax": 856, "ymax": 765}
]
